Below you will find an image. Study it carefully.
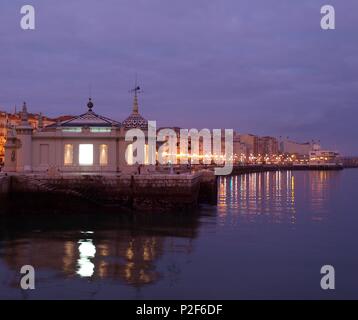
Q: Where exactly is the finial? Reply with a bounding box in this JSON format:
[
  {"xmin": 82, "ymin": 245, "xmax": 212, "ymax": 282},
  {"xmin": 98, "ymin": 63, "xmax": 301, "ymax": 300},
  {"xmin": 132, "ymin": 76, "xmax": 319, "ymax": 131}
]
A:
[{"xmin": 87, "ymin": 97, "xmax": 94, "ymax": 111}]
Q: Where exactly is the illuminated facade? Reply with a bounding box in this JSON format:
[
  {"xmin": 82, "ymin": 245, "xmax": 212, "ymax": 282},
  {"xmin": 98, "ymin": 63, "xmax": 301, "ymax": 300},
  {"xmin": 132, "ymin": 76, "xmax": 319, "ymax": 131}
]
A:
[
  {"xmin": 238, "ymin": 134, "xmax": 259, "ymax": 156},
  {"xmin": 4, "ymin": 91, "xmax": 149, "ymax": 174},
  {"xmin": 258, "ymin": 136, "xmax": 279, "ymax": 156},
  {"xmin": 280, "ymin": 139, "xmax": 312, "ymax": 156},
  {"xmin": 0, "ymin": 110, "xmax": 62, "ymax": 164},
  {"xmin": 309, "ymin": 144, "xmax": 340, "ymax": 165}
]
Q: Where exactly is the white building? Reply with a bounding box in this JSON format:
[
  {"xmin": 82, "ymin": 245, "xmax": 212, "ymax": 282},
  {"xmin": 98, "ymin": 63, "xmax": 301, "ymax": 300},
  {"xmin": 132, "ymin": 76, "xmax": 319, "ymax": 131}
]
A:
[
  {"xmin": 4, "ymin": 91, "xmax": 149, "ymax": 174},
  {"xmin": 309, "ymin": 144, "xmax": 340, "ymax": 165},
  {"xmin": 280, "ymin": 139, "xmax": 312, "ymax": 155}
]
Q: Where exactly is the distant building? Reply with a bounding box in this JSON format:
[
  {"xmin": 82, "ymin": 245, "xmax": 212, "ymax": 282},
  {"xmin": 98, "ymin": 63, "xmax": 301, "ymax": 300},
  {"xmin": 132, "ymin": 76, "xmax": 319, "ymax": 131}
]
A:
[
  {"xmin": 238, "ymin": 134, "xmax": 278, "ymax": 157},
  {"xmin": 0, "ymin": 110, "xmax": 71, "ymax": 164},
  {"xmin": 233, "ymin": 132, "xmax": 247, "ymax": 163},
  {"xmin": 309, "ymin": 144, "xmax": 340, "ymax": 165},
  {"xmin": 156, "ymin": 127, "xmax": 239, "ymax": 164},
  {"xmin": 280, "ymin": 139, "xmax": 312, "ymax": 156},
  {"xmin": 239, "ymin": 134, "xmax": 258, "ymax": 156},
  {"xmin": 258, "ymin": 136, "xmax": 279, "ymax": 156}
]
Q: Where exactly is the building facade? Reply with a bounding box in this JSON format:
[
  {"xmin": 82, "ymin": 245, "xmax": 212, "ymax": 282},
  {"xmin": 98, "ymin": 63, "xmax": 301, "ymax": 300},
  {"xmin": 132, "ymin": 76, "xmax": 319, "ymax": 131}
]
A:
[
  {"xmin": 309, "ymin": 144, "xmax": 340, "ymax": 165},
  {"xmin": 279, "ymin": 139, "xmax": 312, "ymax": 156},
  {"xmin": 4, "ymin": 92, "xmax": 149, "ymax": 174},
  {"xmin": 239, "ymin": 134, "xmax": 259, "ymax": 156},
  {"xmin": 0, "ymin": 110, "xmax": 68, "ymax": 165},
  {"xmin": 258, "ymin": 136, "xmax": 279, "ymax": 156},
  {"xmin": 238, "ymin": 134, "xmax": 278, "ymax": 157}
]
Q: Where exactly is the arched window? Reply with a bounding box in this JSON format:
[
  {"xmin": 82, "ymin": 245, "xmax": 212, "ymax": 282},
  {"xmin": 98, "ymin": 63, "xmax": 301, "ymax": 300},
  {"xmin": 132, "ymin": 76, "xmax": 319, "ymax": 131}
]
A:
[{"xmin": 99, "ymin": 144, "xmax": 108, "ymax": 166}]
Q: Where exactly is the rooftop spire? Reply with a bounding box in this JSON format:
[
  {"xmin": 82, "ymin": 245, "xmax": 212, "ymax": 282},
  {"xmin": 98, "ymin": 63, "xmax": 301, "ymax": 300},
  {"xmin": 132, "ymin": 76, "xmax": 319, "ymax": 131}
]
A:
[
  {"xmin": 133, "ymin": 89, "xmax": 139, "ymax": 114},
  {"xmin": 130, "ymin": 76, "xmax": 141, "ymax": 114}
]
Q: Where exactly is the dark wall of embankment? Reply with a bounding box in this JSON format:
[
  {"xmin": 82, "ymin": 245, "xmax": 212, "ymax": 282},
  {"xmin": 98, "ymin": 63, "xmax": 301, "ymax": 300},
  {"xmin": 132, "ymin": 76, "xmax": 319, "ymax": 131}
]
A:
[{"xmin": 0, "ymin": 174, "xmax": 207, "ymax": 214}]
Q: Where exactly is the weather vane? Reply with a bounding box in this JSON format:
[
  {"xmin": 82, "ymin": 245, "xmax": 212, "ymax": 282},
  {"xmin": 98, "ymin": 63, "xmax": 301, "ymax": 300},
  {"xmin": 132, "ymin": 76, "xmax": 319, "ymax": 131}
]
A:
[{"xmin": 129, "ymin": 74, "xmax": 142, "ymax": 95}]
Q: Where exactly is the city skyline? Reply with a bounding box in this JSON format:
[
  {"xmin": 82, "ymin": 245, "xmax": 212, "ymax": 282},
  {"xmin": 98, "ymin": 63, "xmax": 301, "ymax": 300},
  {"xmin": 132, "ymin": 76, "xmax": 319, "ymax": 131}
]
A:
[
  {"xmin": 0, "ymin": 1, "xmax": 357, "ymax": 154},
  {"xmin": 1, "ymin": 1, "xmax": 357, "ymax": 303}
]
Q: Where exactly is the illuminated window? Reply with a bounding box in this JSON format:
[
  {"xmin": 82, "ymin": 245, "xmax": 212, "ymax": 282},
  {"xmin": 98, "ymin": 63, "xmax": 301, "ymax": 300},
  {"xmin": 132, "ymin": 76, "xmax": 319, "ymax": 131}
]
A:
[
  {"xmin": 99, "ymin": 144, "xmax": 108, "ymax": 165},
  {"xmin": 79, "ymin": 144, "xmax": 93, "ymax": 165},
  {"xmin": 62, "ymin": 128, "xmax": 82, "ymax": 133},
  {"xmin": 64, "ymin": 144, "xmax": 73, "ymax": 165},
  {"xmin": 145, "ymin": 144, "xmax": 149, "ymax": 165},
  {"xmin": 90, "ymin": 127, "xmax": 111, "ymax": 133}
]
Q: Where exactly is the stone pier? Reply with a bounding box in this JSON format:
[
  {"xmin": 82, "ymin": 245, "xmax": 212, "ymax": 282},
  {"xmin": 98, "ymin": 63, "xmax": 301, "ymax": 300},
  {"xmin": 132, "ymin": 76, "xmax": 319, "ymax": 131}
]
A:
[{"xmin": 1, "ymin": 171, "xmax": 217, "ymax": 213}]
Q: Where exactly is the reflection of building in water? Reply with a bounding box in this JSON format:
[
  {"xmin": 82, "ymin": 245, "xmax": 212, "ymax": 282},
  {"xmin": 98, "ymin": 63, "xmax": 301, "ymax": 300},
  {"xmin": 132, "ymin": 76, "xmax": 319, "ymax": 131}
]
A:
[
  {"xmin": 1, "ymin": 232, "xmax": 165, "ymax": 287},
  {"xmin": 218, "ymin": 172, "xmax": 297, "ymax": 223},
  {"xmin": 77, "ymin": 238, "xmax": 96, "ymax": 278},
  {"xmin": 307, "ymin": 171, "xmax": 339, "ymax": 219},
  {"xmin": 1, "ymin": 216, "xmax": 197, "ymax": 288},
  {"xmin": 218, "ymin": 171, "xmax": 339, "ymax": 224},
  {"xmin": 94, "ymin": 234, "xmax": 165, "ymax": 286}
]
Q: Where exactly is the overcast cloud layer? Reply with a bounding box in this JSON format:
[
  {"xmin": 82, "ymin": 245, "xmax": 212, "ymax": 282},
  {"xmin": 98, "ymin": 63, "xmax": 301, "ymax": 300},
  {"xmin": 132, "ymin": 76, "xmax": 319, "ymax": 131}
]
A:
[{"xmin": 0, "ymin": 0, "xmax": 357, "ymax": 154}]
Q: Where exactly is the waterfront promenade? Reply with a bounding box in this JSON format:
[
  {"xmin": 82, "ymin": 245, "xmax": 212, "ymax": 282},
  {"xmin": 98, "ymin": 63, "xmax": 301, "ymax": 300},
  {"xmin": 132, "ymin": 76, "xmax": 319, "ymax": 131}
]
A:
[{"xmin": 0, "ymin": 163, "xmax": 346, "ymax": 213}]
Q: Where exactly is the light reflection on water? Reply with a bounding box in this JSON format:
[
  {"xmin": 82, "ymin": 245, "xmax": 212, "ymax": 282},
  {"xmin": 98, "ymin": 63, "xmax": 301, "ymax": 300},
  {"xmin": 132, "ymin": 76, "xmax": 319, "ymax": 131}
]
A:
[
  {"xmin": 77, "ymin": 239, "xmax": 96, "ymax": 278},
  {"xmin": 0, "ymin": 170, "xmax": 357, "ymax": 299},
  {"xmin": 216, "ymin": 171, "xmax": 338, "ymax": 225}
]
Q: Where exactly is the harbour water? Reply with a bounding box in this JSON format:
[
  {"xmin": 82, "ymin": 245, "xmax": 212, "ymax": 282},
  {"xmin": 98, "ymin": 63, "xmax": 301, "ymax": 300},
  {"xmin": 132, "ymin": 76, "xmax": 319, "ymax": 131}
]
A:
[{"xmin": 0, "ymin": 169, "xmax": 358, "ymax": 299}]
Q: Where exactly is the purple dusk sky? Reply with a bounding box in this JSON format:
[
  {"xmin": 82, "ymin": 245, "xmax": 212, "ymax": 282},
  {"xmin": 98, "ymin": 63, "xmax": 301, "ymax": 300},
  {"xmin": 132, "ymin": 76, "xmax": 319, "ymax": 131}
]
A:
[{"xmin": 0, "ymin": 1, "xmax": 357, "ymax": 154}]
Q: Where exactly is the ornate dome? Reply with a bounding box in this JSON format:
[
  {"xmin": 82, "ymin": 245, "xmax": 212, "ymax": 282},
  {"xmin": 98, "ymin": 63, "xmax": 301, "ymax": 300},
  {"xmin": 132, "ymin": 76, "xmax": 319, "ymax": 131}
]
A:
[
  {"xmin": 122, "ymin": 89, "xmax": 148, "ymax": 130},
  {"xmin": 122, "ymin": 112, "xmax": 148, "ymax": 130}
]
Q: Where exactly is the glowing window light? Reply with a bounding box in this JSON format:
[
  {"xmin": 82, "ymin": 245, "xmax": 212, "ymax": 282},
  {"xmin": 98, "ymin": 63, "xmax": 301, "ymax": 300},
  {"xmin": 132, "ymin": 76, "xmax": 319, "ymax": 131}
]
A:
[
  {"xmin": 90, "ymin": 127, "xmax": 111, "ymax": 133},
  {"xmin": 64, "ymin": 144, "xmax": 73, "ymax": 165},
  {"xmin": 99, "ymin": 144, "xmax": 108, "ymax": 165},
  {"xmin": 145, "ymin": 144, "xmax": 149, "ymax": 165},
  {"xmin": 79, "ymin": 144, "xmax": 94, "ymax": 165},
  {"xmin": 62, "ymin": 127, "xmax": 81, "ymax": 133}
]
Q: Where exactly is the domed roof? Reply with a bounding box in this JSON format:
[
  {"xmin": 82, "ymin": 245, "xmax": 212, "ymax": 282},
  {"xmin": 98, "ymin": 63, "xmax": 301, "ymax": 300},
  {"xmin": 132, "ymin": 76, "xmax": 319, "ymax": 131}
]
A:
[
  {"xmin": 122, "ymin": 112, "xmax": 148, "ymax": 130},
  {"xmin": 122, "ymin": 89, "xmax": 148, "ymax": 130}
]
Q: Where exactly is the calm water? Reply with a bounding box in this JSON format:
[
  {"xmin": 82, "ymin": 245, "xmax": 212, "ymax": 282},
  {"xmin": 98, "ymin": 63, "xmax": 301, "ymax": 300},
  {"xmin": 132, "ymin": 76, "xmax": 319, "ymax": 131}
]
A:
[{"xmin": 0, "ymin": 170, "xmax": 358, "ymax": 299}]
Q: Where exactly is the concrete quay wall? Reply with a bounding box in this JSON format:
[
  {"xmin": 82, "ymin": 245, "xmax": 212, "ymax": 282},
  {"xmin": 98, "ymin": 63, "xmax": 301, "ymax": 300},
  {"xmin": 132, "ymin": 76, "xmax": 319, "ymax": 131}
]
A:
[{"xmin": 5, "ymin": 172, "xmax": 213, "ymax": 212}]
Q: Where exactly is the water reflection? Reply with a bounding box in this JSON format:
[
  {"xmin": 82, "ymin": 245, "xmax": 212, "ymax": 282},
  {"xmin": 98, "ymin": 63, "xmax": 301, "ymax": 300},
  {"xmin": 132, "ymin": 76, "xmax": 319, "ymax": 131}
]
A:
[
  {"xmin": 0, "ymin": 170, "xmax": 348, "ymax": 299},
  {"xmin": 218, "ymin": 171, "xmax": 340, "ymax": 224},
  {"xmin": 77, "ymin": 238, "xmax": 96, "ymax": 278},
  {"xmin": 0, "ymin": 212, "xmax": 199, "ymax": 290}
]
